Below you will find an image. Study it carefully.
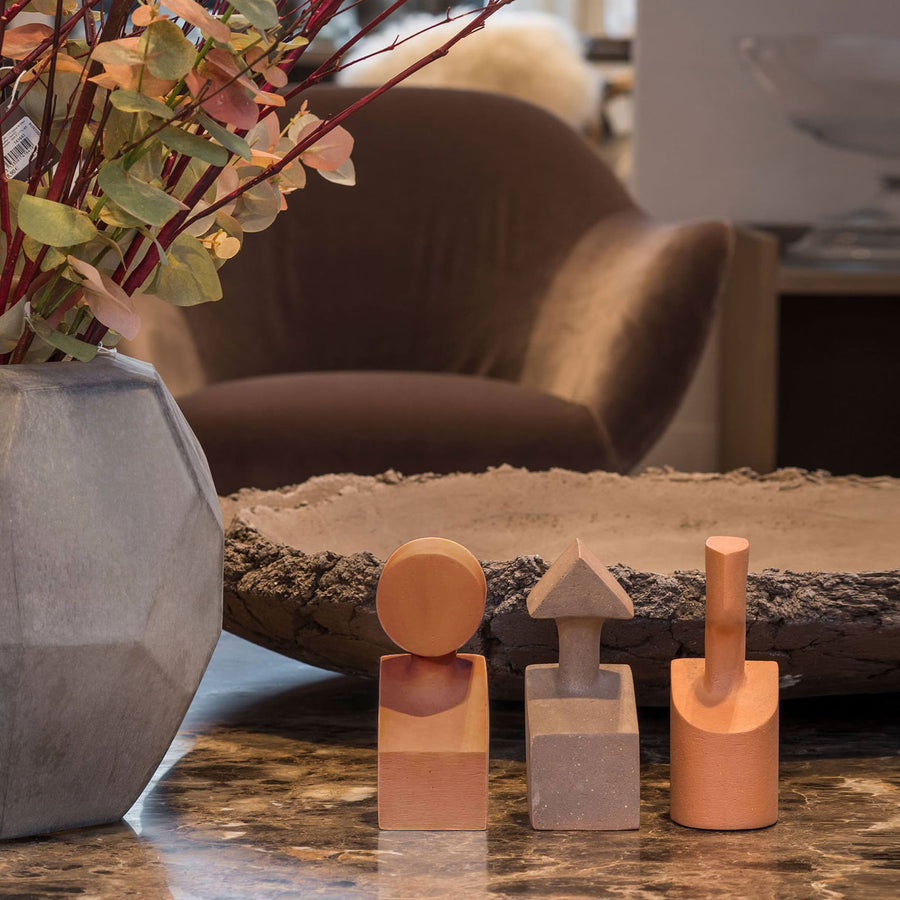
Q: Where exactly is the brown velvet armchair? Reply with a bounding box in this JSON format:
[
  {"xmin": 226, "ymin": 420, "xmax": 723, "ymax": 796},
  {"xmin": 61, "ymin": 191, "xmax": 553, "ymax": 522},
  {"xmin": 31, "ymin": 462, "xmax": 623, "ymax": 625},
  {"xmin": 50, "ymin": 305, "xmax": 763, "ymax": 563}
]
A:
[{"xmin": 123, "ymin": 87, "xmax": 732, "ymax": 495}]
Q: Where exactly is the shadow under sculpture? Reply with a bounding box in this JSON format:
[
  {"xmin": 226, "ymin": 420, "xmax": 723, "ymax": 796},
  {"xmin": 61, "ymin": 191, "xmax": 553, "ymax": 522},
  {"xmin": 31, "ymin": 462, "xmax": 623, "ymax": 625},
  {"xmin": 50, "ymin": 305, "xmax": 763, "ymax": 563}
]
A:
[
  {"xmin": 525, "ymin": 539, "xmax": 640, "ymax": 830},
  {"xmin": 377, "ymin": 537, "xmax": 489, "ymax": 830}
]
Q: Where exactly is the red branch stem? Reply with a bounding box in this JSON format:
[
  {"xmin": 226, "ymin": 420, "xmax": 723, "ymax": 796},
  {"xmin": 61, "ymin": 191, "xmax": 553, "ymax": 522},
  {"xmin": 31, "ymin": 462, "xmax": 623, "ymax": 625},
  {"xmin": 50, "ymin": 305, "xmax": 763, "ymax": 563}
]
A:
[
  {"xmin": 45, "ymin": 0, "xmax": 131, "ymax": 204},
  {"xmin": 186, "ymin": 0, "xmax": 513, "ymax": 230},
  {"xmin": 1, "ymin": 0, "xmax": 512, "ymax": 355}
]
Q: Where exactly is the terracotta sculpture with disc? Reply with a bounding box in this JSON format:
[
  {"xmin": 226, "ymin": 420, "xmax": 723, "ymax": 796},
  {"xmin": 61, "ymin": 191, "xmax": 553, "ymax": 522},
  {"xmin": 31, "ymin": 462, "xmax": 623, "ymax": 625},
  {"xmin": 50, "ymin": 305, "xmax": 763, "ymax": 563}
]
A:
[
  {"xmin": 670, "ymin": 536, "xmax": 779, "ymax": 830},
  {"xmin": 524, "ymin": 539, "xmax": 640, "ymax": 830},
  {"xmin": 376, "ymin": 537, "xmax": 489, "ymax": 830}
]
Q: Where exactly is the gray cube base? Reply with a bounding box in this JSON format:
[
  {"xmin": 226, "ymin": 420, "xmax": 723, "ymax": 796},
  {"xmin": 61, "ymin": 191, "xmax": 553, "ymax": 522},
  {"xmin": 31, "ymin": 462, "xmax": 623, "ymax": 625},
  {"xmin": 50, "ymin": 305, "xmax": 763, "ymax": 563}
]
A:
[{"xmin": 525, "ymin": 664, "xmax": 640, "ymax": 831}]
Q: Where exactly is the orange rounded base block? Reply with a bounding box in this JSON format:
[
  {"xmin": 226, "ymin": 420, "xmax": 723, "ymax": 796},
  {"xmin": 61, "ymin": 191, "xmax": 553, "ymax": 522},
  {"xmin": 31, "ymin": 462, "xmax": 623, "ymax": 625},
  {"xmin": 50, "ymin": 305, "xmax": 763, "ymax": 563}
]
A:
[{"xmin": 670, "ymin": 658, "xmax": 779, "ymax": 830}]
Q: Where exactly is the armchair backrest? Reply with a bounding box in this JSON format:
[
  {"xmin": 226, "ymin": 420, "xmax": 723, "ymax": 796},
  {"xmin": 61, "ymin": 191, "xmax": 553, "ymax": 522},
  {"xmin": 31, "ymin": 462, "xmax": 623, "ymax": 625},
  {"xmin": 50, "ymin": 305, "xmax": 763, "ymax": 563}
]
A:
[{"xmin": 168, "ymin": 86, "xmax": 636, "ymax": 386}]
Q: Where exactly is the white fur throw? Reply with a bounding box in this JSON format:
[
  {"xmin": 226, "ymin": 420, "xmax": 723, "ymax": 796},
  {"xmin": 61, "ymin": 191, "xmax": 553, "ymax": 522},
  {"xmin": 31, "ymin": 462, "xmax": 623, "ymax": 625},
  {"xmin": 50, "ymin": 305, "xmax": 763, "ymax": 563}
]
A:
[{"xmin": 336, "ymin": 9, "xmax": 602, "ymax": 132}]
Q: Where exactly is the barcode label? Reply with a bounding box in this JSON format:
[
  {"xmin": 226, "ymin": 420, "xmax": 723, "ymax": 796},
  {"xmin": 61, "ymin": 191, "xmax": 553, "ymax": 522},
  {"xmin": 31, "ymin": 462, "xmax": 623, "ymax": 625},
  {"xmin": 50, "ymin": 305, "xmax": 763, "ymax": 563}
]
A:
[{"xmin": 2, "ymin": 114, "xmax": 40, "ymax": 177}]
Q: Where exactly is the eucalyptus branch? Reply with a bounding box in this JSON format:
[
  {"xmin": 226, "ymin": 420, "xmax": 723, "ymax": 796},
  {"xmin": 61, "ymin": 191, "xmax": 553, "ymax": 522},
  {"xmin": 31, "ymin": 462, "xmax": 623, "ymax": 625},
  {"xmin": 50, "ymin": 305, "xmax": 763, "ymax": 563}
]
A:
[
  {"xmin": 0, "ymin": 231, "xmax": 25, "ymax": 314},
  {"xmin": 2, "ymin": 49, "xmax": 60, "ymax": 130},
  {"xmin": 68, "ymin": 100, "xmax": 113, "ymax": 206},
  {"xmin": 114, "ymin": 36, "xmax": 271, "ymax": 161},
  {"xmin": 186, "ymin": 0, "xmax": 513, "ymax": 229},
  {"xmin": 0, "ymin": 0, "xmax": 516, "ymax": 362},
  {"xmin": 295, "ymin": 3, "xmax": 487, "ymax": 87},
  {"xmin": 257, "ymin": 0, "xmax": 344, "ymax": 93},
  {"xmin": 31, "ymin": 0, "xmax": 65, "ymax": 190},
  {"xmin": 83, "ymin": 0, "xmax": 97, "ymax": 44},
  {"xmin": 122, "ymin": 163, "xmax": 221, "ymax": 293},
  {"xmin": 273, "ymin": 0, "xmax": 415, "ymax": 101},
  {"xmin": 0, "ymin": 0, "xmax": 121, "ymax": 312},
  {"xmin": 0, "ymin": 0, "xmax": 34, "ymax": 46},
  {"xmin": 0, "ymin": 2, "xmax": 98, "ymax": 109},
  {"xmin": 45, "ymin": 0, "xmax": 131, "ymax": 204}
]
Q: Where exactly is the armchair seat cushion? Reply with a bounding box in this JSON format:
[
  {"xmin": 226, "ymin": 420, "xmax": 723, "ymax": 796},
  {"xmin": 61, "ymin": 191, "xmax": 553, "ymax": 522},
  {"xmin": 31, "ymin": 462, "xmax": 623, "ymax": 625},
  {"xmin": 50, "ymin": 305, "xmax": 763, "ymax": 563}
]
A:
[{"xmin": 178, "ymin": 370, "xmax": 611, "ymax": 494}]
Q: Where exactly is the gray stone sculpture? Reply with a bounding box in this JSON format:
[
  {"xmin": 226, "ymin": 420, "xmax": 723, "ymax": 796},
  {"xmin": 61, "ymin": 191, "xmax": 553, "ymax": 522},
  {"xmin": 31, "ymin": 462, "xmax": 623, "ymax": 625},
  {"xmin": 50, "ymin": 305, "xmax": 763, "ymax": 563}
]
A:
[
  {"xmin": 0, "ymin": 354, "xmax": 223, "ymax": 840},
  {"xmin": 525, "ymin": 539, "xmax": 639, "ymax": 830}
]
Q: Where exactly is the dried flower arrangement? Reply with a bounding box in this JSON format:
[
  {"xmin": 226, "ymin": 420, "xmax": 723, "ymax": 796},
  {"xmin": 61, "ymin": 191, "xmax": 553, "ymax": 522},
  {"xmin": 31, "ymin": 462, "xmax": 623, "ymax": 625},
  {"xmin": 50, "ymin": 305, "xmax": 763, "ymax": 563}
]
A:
[{"xmin": 0, "ymin": 0, "xmax": 511, "ymax": 364}]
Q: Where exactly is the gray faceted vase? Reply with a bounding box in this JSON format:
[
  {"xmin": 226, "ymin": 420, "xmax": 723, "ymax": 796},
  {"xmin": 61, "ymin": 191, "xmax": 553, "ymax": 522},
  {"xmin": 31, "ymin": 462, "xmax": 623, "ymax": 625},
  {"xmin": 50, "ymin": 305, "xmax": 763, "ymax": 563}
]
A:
[{"xmin": 0, "ymin": 353, "xmax": 223, "ymax": 840}]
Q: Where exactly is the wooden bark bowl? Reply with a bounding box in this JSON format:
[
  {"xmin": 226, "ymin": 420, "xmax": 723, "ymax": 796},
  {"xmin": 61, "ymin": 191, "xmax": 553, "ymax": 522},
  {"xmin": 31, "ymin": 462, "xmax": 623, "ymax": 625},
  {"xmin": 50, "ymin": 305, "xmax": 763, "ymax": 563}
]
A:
[{"xmin": 221, "ymin": 467, "xmax": 900, "ymax": 705}]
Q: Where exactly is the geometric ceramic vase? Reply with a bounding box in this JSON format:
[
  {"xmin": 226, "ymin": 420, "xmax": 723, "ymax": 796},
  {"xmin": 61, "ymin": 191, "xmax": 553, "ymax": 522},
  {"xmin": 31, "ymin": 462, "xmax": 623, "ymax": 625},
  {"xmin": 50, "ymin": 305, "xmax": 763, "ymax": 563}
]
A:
[{"xmin": 0, "ymin": 353, "xmax": 223, "ymax": 839}]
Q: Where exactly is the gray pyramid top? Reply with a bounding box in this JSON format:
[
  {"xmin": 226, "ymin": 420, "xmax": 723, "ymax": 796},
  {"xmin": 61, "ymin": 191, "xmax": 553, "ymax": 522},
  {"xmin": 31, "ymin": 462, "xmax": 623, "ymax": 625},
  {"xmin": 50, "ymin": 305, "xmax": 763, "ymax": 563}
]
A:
[{"xmin": 527, "ymin": 538, "xmax": 634, "ymax": 620}]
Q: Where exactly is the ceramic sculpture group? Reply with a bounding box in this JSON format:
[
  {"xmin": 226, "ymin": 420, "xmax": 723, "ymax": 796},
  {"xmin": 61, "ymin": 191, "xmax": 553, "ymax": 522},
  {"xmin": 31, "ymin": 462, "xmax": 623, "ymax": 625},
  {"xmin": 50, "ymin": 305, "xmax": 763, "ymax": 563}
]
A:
[{"xmin": 376, "ymin": 535, "xmax": 779, "ymax": 832}]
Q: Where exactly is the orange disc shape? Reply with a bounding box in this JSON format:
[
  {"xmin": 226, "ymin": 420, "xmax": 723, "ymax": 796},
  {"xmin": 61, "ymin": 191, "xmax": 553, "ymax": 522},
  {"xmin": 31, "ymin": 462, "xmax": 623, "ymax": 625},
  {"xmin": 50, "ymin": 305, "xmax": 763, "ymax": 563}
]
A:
[{"xmin": 377, "ymin": 537, "xmax": 486, "ymax": 657}]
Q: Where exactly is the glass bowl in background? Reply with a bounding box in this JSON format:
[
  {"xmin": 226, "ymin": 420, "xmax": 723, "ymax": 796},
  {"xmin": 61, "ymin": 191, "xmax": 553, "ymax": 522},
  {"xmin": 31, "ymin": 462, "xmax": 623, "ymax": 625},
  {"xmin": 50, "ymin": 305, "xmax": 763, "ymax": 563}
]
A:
[{"xmin": 738, "ymin": 34, "xmax": 900, "ymax": 264}]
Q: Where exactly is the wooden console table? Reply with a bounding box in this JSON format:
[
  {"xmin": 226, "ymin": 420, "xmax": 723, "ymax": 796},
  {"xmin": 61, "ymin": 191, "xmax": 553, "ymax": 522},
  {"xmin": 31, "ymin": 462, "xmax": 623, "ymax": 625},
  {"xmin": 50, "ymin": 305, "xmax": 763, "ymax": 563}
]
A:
[{"xmin": 718, "ymin": 234, "xmax": 900, "ymax": 475}]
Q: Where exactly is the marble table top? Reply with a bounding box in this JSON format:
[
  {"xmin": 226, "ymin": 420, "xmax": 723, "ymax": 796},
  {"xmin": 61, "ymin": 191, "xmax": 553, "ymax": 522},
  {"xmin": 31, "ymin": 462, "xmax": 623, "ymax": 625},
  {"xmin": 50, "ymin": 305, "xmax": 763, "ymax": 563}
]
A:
[{"xmin": 1, "ymin": 634, "xmax": 897, "ymax": 899}]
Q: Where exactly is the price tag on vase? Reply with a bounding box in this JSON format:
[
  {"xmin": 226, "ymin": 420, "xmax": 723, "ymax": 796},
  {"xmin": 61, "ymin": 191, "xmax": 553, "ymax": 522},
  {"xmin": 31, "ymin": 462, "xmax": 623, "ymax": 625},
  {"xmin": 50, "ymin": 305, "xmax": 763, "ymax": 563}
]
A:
[{"xmin": 2, "ymin": 106, "xmax": 41, "ymax": 178}]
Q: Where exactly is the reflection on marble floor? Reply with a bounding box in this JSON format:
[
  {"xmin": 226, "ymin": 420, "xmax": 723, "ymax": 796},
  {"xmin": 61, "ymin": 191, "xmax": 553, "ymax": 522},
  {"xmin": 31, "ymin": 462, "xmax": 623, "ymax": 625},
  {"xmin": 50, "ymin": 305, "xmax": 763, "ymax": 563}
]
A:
[{"xmin": 1, "ymin": 633, "xmax": 898, "ymax": 899}]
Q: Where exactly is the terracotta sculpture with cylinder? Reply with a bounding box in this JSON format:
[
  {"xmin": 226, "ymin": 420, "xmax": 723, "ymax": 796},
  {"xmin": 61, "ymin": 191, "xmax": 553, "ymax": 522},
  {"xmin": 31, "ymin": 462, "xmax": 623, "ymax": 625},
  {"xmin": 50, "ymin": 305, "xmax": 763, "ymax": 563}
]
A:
[
  {"xmin": 376, "ymin": 537, "xmax": 489, "ymax": 830},
  {"xmin": 670, "ymin": 536, "xmax": 779, "ymax": 830},
  {"xmin": 524, "ymin": 538, "xmax": 640, "ymax": 830}
]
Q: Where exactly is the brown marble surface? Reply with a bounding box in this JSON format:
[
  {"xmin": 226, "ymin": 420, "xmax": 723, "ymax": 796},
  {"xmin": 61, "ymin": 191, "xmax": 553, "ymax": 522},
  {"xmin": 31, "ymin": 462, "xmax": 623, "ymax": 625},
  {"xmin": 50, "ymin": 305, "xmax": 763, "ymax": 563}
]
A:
[{"xmin": 1, "ymin": 634, "xmax": 897, "ymax": 899}]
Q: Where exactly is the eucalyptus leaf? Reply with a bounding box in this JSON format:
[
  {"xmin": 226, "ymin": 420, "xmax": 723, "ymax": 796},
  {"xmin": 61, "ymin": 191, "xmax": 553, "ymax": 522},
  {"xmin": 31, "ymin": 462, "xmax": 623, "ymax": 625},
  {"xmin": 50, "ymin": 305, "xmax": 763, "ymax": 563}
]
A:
[
  {"xmin": 197, "ymin": 113, "xmax": 252, "ymax": 161},
  {"xmin": 227, "ymin": 31, "xmax": 257, "ymax": 51},
  {"xmin": 317, "ymin": 158, "xmax": 355, "ymax": 187},
  {"xmin": 98, "ymin": 158, "xmax": 187, "ymax": 227},
  {"xmin": 129, "ymin": 139, "xmax": 165, "ymax": 184},
  {"xmin": 30, "ymin": 0, "xmax": 61, "ymax": 14},
  {"xmin": 79, "ymin": 124, "xmax": 96, "ymax": 153},
  {"xmin": 22, "ymin": 339, "xmax": 54, "ymax": 363},
  {"xmin": 155, "ymin": 233, "xmax": 222, "ymax": 306},
  {"xmin": 6, "ymin": 177, "xmax": 27, "ymax": 204},
  {"xmin": 183, "ymin": 201, "xmax": 216, "ymax": 237},
  {"xmin": 226, "ymin": 0, "xmax": 279, "ymax": 31},
  {"xmin": 22, "ymin": 236, "xmax": 66, "ymax": 269},
  {"xmin": 142, "ymin": 19, "xmax": 197, "ymax": 80},
  {"xmin": 159, "ymin": 126, "xmax": 228, "ymax": 166},
  {"xmin": 40, "ymin": 246, "xmax": 68, "ymax": 271},
  {"xmin": 137, "ymin": 226, "xmax": 170, "ymax": 268},
  {"xmin": 66, "ymin": 255, "xmax": 141, "ymax": 340},
  {"xmin": 232, "ymin": 181, "xmax": 280, "ymax": 233},
  {"xmin": 7, "ymin": 178, "xmax": 28, "ymax": 234},
  {"xmin": 103, "ymin": 107, "xmax": 137, "ymax": 159},
  {"xmin": 91, "ymin": 40, "xmax": 145, "ymax": 67},
  {"xmin": 171, "ymin": 158, "xmax": 210, "ymax": 201},
  {"xmin": 0, "ymin": 300, "xmax": 25, "ymax": 353},
  {"xmin": 99, "ymin": 202, "xmax": 145, "ymax": 228},
  {"xmin": 74, "ymin": 236, "xmax": 129, "ymax": 273},
  {"xmin": 26, "ymin": 311, "xmax": 99, "ymax": 362},
  {"xmin": 17, "ymin": 195, "xmax": 98, "ymax": 247},
  {"xmin": 66, "ymin": 38, "xmax": 90, "ymax": 57},
  {"xmin": 215, "ymin": 211, "xmax": 243, "ymax": 240},
  {"xmin": 109, "ymin": 89, "xmax": 174, "ymax": 120},
  {"xmin": 91, "ymin": 232, "xmax": 129, "ymax": 268},
  {"xmin": 22, "ymin": 235, "xmax": 42, "ymax": 262}
]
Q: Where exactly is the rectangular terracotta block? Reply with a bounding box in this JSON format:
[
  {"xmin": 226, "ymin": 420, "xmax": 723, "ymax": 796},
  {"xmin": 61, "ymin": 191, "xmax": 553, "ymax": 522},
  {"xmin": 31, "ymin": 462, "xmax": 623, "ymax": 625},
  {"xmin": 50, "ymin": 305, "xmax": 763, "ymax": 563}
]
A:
[
  {"xmin": 669, "ymin": 537, "xmax": 779, "ymax": 830},
  {"xmin": 670, "ymin": 657, "xmax": 779, "ymax": 830},
  {"xmin": 526, "ymin": 664, "xmax": 640, "ymax": 830},
  {"xmin": 378, "ymin": 653, "xmax": 488, "ymax": 830}
]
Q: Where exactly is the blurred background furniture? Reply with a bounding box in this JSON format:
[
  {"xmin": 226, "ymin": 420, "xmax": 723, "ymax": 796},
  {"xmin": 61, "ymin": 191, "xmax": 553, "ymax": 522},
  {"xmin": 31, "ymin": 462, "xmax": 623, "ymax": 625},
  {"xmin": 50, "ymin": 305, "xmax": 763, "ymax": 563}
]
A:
[
  {"xmin": 633, "ymin": 0, "xmax": 900, "ymax": 476},
  {"xmin": 776, "ymin": 264, "xmax": 900, "ymax": 476},
  {"xmin": 335, "ymin": 7, "xmax": 602, "ymax": 134},
  {"xmin": 124, "ymin": 86, "xmax": 733, "ymax": 494}
]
